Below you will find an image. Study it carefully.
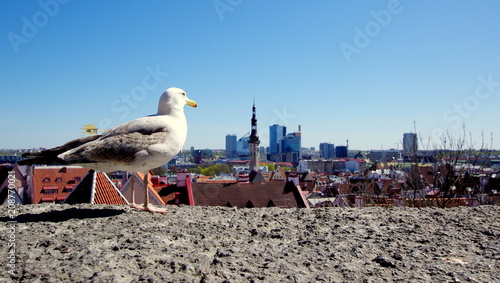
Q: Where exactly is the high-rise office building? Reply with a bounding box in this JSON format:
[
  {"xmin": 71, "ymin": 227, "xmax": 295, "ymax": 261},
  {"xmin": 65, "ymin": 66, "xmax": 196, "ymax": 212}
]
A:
[
  {"xmin": 403, "ymin": 133, "xmax": 418, "ymax": 155},
  {"xmin": 319, "ymin": 142, "xmax": 335, "ymax": 159},
  {"xmin": 285, "ymin": 132, "xmax": 302, "ymax": 160},
  {"xmin": 336, "ymin": 146, "xmax": 348, "ymax": 158},
  {"xmin": 269, "ymin": 124, "xmax": 302, "ymax": 164},
  {"xmin": 225, "ymin": 134, "xmax": 237, "ymax": 158},
  {"xmin": 269, "ymin": 124, "xmax": 286, "ymax": 154}
]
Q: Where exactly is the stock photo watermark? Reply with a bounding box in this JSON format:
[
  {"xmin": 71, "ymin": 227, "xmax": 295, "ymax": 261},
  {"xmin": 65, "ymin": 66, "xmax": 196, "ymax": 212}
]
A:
[
  {"xmin": 339, "ymin": 0, "xmax": 403, "ymax": 63},
  {"xmin": 429, "ymin": 74, "xmax": 499, "ymax": 144},
  {"xmin": 7, "ymin": 0, "xmax": 72, "ymax": 54},
  {"xmin": 5, "ymin": 171, "xmax": 18, "ymax": 277},
  {"xmin": 213, "ymin": 0, "xmax": 243, "ymax": 21},
  {"xmin": 98, "ymin": 64, "xmax": 169, "ymax": 130},
  {"xmin": 442, "ymin": 74, "xmax": 499, "ymax": 129},
  {"xmin": 269, "ymin": 106, "xmax": 296, "ymax": 128}
]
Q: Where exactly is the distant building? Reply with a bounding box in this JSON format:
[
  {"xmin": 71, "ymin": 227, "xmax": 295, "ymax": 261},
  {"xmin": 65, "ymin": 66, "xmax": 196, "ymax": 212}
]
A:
[
  {"xmin": 193, "ymin": 149, "xmax": 214, "ymax": 164},
  {"xmin": 285, "ymin": 151, "xmax": 300, "ymax": 165},
  {"xmin": 345, "ymin": 160, "xmax": 360, "ymax": 172},
  {"xmin": 367, "ymin": 149, "xmax": 401, "ymax": 163},
  {"xmin": 237, "ymin": 135, "xmax": 250, "ymax": 156},
  {"xmin": 284, "ymin": 132, "xmax": 302, "ymax": 160},
  {"xmin": 336, "ymin": 145, "xmax": 348, "ymax": 158},
  {"xmin": 403, "ymin": 133, "xmax": 418, "ymax": 155},
  {"xmin": 167, "ymin": 158, "xmax": 177, "ymax": 166},
  {"xmin": 0, "ymin": 155, "xmax": 21, "ymax": 165},
  {"xmin": 298, "ymin": 159, "xmax": 366, "ymax": 173},
  {"xmin": 268, "ymin": 153, "xmax": 286, "ymax": 163},
  {"xmin": 319, "ymin": 143, "xmax": 335, "ymax": 159},
  {"xmin": 225, "ymin": 134, "xmax": 238, "ymax": 158},
  {"xmin": 232, "ymin": 165, "xmax": 268, "ymax": 175},
  {"xmin": 259, "ymin": 146, "xmax": 266, "ymax": 157},
  {"xmin": 269, "ymin": 124, "xmax": 286, "ymax": 154},
  {"xmin": 269, "ymin": 124, "xmax": 301, "ymax": 164}
]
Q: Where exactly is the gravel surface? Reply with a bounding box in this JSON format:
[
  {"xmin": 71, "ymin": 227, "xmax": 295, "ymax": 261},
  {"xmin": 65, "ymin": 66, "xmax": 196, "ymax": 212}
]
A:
[{"xmin": 1, "ymin": 204, "xmax": 499, "ymax": 282}]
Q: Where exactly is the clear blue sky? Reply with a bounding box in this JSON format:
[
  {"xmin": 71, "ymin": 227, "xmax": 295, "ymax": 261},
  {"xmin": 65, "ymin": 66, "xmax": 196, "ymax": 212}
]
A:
[{"xmin": 1, "ymin": 0, "xmax": 500, "ymax": 151}]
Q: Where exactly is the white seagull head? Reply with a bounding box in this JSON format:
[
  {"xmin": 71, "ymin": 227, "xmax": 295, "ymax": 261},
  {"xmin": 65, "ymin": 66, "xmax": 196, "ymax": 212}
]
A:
[{"xmin": 157, "ymin": 87, "xmax": 197, "ymax": 115}]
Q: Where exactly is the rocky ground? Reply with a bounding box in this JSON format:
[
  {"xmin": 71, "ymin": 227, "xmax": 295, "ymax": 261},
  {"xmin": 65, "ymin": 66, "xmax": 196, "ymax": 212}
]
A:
[{"xmin": 0, "ymin": 204, "xmax": 499, "ymax": 282}]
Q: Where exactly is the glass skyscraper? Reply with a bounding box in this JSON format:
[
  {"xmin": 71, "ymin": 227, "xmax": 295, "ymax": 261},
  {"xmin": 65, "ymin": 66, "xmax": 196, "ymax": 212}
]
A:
[
  {"xmin": 319, "ymin": 142, "xmax": 335, "ymax": 159},
  {"xmin": 225, "ymin": 134, "xmax": 237, "ymax": 158},
  {"xmin": 269, "ymin": 124, "xmax": 286, "ymax": 154}
]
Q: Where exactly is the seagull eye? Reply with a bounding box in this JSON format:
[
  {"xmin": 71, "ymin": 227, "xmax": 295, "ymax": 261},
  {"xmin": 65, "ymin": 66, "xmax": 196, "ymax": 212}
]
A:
[{"xmin": 182, "ymin": 92, "xmax": 186, "ymax": 96}]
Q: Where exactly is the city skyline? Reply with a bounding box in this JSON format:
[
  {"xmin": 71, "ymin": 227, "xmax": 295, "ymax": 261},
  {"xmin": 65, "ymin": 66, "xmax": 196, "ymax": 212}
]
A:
[{"xmin": 1, "ymin": 1, "xmax": 500, "ymax": 150}]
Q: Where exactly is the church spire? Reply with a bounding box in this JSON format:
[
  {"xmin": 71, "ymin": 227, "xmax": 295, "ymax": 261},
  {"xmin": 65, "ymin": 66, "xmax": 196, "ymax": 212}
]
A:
[
  {"xmin": 249, "ymin": 94, "xmax": 259, "ymax": 144},
  {"xmin": 248, "ymin": 94, "xmax": 260, "ymax": 173}
]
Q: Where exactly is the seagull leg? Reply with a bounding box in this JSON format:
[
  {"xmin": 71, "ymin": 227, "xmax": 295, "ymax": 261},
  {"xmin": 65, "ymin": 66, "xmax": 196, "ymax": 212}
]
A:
[
  {"xmin": 129, "ymin": 174, "xmax": 142, "ymax": 209},
  {"xmin": 142, "ymin": 172, "xmax": 168, "ymax": 214},
  {"xmin": 143, "ymin": 173, "xmax": 150, "ymax": 208}
]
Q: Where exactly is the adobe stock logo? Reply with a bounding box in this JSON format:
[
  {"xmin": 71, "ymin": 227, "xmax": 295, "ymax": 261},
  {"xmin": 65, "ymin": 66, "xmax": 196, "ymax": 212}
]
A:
[
  {"xmin": 428, "ymin": 74, "xmax": 499, "ymax": 145},
  {"xmin": 98, "ymin": 65, "xmax": 169, "ymax": 130},
  {"xmin": 442, "ymin": 74, "xmax": 499, "ymax": 129},
  {"xmin": 213, "ymin": 0, "xmax": 243, "ymax": 21},
  {"xmin": 7, "ymin": 0, "xmax": 71, "ymax": 54},
  {"xmin": 339, "ymin": 0, "xmax": 403, "ymax": 63}
]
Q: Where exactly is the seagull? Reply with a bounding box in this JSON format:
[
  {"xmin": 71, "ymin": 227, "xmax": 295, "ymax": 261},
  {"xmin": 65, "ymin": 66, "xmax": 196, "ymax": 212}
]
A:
[{"xmin": 19, "ymin": 87, "xmax": 197, "ymax": 213}]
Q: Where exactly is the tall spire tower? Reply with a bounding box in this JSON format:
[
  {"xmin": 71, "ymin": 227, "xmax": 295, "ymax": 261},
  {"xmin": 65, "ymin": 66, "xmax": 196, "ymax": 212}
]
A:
[{"xmin": 248, "ymin": 94, "xmax": 260, "ymax": 172}]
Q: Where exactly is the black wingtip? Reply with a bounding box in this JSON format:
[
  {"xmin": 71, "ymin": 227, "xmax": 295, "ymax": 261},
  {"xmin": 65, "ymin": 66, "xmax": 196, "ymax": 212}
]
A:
[{"xmin": 17, "ymin": 157, "xmax": 68, "ymax": 166}]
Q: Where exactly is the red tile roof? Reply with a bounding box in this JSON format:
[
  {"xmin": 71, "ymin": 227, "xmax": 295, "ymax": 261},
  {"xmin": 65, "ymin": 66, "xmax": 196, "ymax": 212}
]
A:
[
  {"xmin": 64, "ymin": 170, "xmax": 128, "ymax": 205},
  {"xmin": 93, "ymin": 172, "xmax": 128, "ymax": 205},
  {"xmin": 191, "ymin": 181, "xmax": 309, "ymax": 208}
]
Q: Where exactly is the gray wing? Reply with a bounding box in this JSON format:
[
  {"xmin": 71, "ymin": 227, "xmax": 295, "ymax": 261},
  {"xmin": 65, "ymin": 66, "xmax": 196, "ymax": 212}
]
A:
[
  {"xmin": 20, "ymin": 116, "xmax": 170, "ymax": 166},
  {"xmin": 61, "ymin": 127, "xmax": 169, "ymax": 165}
]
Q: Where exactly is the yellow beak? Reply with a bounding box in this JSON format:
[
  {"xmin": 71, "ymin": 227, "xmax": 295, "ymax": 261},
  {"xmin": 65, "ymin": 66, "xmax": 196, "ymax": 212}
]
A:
[{"xmin": 186, "ymin": 99, "xmax": 198, "ymax": 108}]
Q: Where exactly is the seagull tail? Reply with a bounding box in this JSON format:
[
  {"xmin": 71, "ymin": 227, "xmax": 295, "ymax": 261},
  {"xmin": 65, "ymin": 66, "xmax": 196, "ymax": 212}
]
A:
[
  {"xmin": 17, "ymin": 135, "xmax": 101, "ymax": 166},
  {"xmin": 17, "ymin": 154, "xmax": 68, "ymax": 166}
]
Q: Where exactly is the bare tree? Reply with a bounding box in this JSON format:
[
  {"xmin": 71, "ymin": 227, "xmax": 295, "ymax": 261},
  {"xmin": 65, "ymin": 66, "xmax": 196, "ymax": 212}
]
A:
[{"xmin": 398, "ymin": 126, "xmax": 495, "ymax": 207}]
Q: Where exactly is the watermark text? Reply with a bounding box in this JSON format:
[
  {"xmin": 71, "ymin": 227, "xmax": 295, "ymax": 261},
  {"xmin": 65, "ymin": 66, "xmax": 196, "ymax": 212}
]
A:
[
  {"xmin": 5, "ymin": 171, "xmax": 18, "ymax": 277},
  {"xmin": 442, "ymin": 74, "xmax": 499, "ymax": 129},
  {"xmin": 98, "ymin": 65, "xmax": 169, "ymax": 130},
  {"xmin": 213, "ymin": 0, "xmax": 243, "ymax": 21},
  {"xmin": 7, "ymin": 0, "xmax": 71, "ymax": 54},
  {"xmin": 340, "ymin": 0, "xmax": 403, "ymax": 63}
]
